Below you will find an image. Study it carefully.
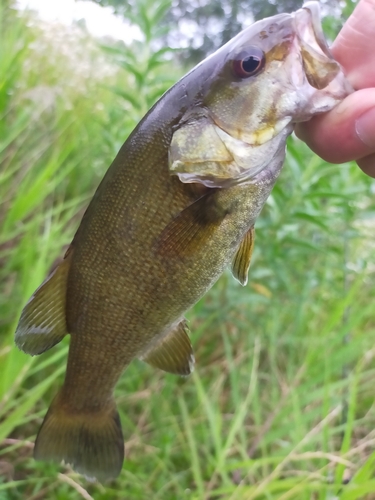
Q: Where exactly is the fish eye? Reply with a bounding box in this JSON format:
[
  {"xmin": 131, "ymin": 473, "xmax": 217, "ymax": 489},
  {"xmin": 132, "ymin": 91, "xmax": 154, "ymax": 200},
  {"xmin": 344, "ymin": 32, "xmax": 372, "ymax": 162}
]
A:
[{"xmin": 232, "ymin": 47, "xmax": 265, "ymax": 78}]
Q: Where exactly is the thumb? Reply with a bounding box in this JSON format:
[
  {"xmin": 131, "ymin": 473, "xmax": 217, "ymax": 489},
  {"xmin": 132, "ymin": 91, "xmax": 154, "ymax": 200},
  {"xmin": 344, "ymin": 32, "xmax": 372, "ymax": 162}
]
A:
[{"xmin": 295, "ymin": 88, "xmax": 375, "ymax": 165}]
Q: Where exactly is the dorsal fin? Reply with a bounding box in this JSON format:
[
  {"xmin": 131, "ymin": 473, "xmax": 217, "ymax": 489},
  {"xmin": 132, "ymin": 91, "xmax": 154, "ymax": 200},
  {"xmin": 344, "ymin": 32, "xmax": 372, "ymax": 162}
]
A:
[
  {"xmin": 231, "ymin": 226, "xmax": 255, "ymax": 286},
  {"xmin": 139, "ymin": 319, "xmax": 194, "ymax": 376},
  {"xmin": 15, "ymin": 252, "xmax": 72, "ymax": 355}
]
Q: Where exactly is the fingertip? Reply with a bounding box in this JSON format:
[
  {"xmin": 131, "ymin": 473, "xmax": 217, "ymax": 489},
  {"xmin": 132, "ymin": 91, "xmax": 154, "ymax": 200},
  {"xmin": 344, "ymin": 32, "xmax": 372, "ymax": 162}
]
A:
[{"xmin": 296, "ymin": 89, "xmax": 375, "ymax": 164}]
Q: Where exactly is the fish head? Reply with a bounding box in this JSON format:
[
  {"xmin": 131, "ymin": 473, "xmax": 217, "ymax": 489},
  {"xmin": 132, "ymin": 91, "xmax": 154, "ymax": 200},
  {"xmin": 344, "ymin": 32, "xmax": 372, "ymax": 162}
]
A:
[{"xmin": 169, "ymin": 1, "xmax": 353, "ymax": 187}]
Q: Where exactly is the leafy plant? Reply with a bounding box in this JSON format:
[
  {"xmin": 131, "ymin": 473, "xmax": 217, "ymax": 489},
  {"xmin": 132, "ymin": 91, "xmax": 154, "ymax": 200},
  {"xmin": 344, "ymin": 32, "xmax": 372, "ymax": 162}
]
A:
[{"xmin": 1, "ymin": 1, "xmax": 375, "ymax": 499}]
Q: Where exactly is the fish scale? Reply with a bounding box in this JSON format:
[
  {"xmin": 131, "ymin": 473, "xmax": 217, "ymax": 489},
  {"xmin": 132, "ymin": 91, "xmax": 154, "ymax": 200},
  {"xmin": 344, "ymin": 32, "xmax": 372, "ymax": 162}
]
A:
[{"xmin": 15, "ymin": 1, "xmax": 352, "ymax": 482}]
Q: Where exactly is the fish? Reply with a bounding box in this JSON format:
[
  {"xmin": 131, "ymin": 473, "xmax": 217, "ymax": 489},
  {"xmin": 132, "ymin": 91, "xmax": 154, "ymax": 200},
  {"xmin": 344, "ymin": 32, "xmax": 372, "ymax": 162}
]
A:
[{"xmin": 15, "ymin": 1, "xmax": 352, "ymax": 482}]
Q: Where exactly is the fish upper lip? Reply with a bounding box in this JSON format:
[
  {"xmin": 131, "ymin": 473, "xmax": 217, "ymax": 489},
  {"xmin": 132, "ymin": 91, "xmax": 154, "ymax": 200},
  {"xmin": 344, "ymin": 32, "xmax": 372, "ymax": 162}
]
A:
[{"xmin": 295, "ymin": 1, "xmax": 333, "ymax": 58}]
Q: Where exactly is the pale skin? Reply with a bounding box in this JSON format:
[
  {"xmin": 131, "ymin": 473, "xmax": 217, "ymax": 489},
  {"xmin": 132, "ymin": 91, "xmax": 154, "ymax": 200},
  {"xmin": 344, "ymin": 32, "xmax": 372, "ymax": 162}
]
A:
[{"xmin": 296, "ymin": 0, "xmax": 375, "ymax": 178}]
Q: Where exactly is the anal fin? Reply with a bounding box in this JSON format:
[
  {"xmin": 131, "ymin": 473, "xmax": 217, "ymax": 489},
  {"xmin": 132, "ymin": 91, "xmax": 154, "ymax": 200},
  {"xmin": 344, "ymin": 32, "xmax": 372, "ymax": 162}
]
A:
[
  {"xmin": 139, "ymin": 319, "xmax": 194, "ymax": 376},
  {"xmin": 231, "ymin": 226, "xmax": 255, "ymax": 286},
  {"xmin": 15, "ymin": 251, "xmax": 72, "ymax": 355}
]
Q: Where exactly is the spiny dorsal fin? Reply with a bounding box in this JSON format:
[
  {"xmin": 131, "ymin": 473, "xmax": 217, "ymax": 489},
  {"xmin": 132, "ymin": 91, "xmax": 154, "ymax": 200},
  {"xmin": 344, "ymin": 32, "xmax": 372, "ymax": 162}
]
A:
[
  {"xmin": 15, "ymin": 252, "xmax": 72, "ymax": 355},
  {"xmin": 231, "ymin": 226, "xmax": 255, "ymax": 286},
  {"xmin": 139, "ymin": 319, "xmax": 194, "ymax": 376}
]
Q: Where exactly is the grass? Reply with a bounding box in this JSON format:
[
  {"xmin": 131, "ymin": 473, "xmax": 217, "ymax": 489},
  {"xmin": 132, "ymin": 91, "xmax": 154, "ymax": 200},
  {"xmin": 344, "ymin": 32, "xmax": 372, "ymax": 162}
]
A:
[{"xmin": 1, "ymin": 0, "xmax": 375, "ymax": 498}]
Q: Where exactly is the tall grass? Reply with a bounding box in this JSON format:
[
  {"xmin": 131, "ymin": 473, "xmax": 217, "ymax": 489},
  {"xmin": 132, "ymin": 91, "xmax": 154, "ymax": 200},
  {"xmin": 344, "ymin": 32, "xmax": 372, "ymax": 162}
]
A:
[{"xmin": 1, "ymin": 0, "xmax": 375, "ymax": 499}]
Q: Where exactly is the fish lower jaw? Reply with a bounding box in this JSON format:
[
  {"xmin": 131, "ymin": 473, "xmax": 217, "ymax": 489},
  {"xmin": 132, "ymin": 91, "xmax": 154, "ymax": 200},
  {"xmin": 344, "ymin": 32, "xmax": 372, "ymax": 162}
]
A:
[
  {"xmin": 214, "ymin": 123, "xmax": 292, "ymax": 184},
  {"xmin": 292, "ymin": 75, "xmax": 353, "ymax": 122}
]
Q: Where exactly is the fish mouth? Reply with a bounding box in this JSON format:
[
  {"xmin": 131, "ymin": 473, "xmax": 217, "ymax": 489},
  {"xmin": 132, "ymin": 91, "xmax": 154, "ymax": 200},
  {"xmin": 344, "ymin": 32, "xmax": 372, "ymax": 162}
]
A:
[
  {"xmin": 297, "ymin": 1, "xmax": 333, "ymax": 58},
  {"xmin": 294, "ymin": 1, "xmax": 341, "ymax": 90}
]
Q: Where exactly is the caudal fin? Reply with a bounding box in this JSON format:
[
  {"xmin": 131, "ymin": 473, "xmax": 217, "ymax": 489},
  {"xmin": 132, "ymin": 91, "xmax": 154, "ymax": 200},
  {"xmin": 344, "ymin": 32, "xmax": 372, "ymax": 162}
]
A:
[{"xmin": 34, "ymin": 391, "xmax": 124, "ymax": 482}]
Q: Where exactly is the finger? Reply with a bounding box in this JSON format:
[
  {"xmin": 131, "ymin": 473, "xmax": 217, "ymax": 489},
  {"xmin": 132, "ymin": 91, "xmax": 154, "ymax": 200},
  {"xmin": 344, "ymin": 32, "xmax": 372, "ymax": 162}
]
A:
[
  {"xmin": 295, "ymin": 88, "xmax": 375, "ymax": 164},
  {"xmin": 331, "ymin": 0, "xmax": 375, "ymax": 89},
  {"xmin": 357, "ymin": 153, "xmax": 375, "ymax": 178}
]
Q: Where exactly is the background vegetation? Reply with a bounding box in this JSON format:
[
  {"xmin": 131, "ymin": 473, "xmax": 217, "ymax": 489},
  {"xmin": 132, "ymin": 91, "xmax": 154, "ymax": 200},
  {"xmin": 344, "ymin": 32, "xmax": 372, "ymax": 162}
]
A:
[
  {"xmin": 85, "ymin": 0, "xmax": 356, "ymax": 62},
  {"xmin": 1, "ymin": 0, "xmax": 375, "ymax": 498}
]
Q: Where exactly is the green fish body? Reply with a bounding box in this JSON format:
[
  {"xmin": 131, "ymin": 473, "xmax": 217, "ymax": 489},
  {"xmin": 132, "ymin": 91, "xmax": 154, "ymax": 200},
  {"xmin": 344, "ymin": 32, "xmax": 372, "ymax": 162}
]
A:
[{"xmin": 15, "ymin": 1, "xmax": 351, "ymax": 481}]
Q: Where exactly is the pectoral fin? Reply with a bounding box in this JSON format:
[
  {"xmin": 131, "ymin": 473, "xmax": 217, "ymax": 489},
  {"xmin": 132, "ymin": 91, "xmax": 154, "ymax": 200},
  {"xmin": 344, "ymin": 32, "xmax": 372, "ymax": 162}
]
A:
[
  {"xmin": 15, "ymin": 252, "xmax": 72, "ymax": 355},
  {"xmin": 156, "ymin": 191, "xmax": 228, "ymax": 258},
  {"xmin": 231, "ymin": 226, "xmax": 255, "ymax": 286},
  {"xmin": 139, "ymin": 319, "xmax": 194, "ymax": 376}
]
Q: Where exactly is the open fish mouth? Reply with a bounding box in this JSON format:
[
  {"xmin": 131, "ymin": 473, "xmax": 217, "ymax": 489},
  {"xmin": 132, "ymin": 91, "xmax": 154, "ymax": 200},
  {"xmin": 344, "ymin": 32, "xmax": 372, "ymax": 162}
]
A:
[
  {"xmin": 296, "ymin": 1, "xmax": 333, "ymax": 58},
  {"xmin": 293, "ymin": 1, "xmax": 341, "ymax": 90}
]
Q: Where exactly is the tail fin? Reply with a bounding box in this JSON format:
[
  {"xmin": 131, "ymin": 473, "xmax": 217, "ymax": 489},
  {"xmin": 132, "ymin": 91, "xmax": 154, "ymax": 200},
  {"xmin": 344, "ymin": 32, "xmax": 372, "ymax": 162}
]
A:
[{"xmin": 34, "ymin": 390, "xmax": 124, "ymax": 482}]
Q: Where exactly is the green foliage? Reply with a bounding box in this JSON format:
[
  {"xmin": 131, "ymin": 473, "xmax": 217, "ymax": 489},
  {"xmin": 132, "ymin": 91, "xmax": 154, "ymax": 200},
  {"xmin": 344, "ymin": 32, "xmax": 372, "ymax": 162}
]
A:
[
  {"xmin": 100, "ymin": 0, "xmax": 178, "ymax": 122},
  {"xmin": 83, "ymin": 0, "xmax": 357, "ymax": 62},
  {"xmin": 0, "ymin": 1, "xmax": 136, "ymax": 459},
  {"xmin": 1, "ymin": 1, "xmax": 375, "ymax": 499}
]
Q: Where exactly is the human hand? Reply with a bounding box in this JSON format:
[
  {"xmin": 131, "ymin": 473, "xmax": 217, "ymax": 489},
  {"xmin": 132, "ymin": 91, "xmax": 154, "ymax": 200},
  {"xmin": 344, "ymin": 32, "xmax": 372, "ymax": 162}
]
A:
[{"xmin": 295, "ymin": 0, "xmax": 375, "ymax": 178}]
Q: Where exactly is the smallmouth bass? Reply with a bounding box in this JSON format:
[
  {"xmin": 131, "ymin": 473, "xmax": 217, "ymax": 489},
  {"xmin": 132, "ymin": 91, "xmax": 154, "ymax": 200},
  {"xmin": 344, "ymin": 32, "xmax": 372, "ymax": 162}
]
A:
[{"xmin": 15, "ymin": 1, "xmax": 352, "ymax": 481}]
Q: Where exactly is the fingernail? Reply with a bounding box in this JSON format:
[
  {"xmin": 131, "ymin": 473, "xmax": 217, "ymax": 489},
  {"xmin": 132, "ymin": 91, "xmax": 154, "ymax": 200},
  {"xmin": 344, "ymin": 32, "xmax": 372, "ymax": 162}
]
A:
[{"xmin": 355, "ymin": 108, "xmax": 375, "ymax": 149}]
